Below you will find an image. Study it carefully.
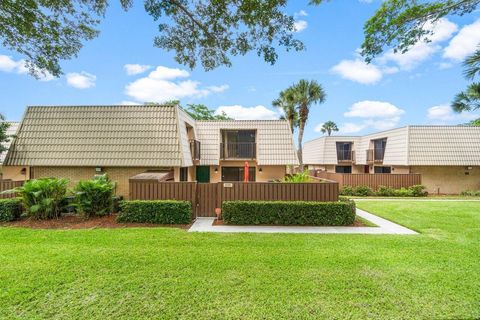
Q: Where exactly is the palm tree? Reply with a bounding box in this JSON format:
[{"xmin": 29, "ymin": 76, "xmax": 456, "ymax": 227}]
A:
[
  {"xmin": 452, "ymin": 47, "xmax": 480, "ymax": 113},
  {"xmin": 287, "ymin": 79, "xmax": 326, "ymax": 171},
  {"xmin": 320, "ymin": 121, "xmax": 338, "ymax": 136},
  {"xmin": 272, "ymin": 90, "xmax": 298, "ymax": 133}
]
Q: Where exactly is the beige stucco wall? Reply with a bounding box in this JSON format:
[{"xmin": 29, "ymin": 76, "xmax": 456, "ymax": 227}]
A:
[
  {"xmin": 411, "ymin": 166, "xmax": 480, "ymax": 194},
  {"xmin": 2, "ymin": 166, "xmax": 31, "ymax": 181},
  {"xmin": 204, "ymin": 161, "xmax": 286, "ymax": 183},
  {"xmin": 26, "ymin": 166, "xmax": 173, "ymax": 199}
]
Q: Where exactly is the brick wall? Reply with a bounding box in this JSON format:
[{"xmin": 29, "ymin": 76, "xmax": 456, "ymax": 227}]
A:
[{"xmin": 32, "ymin": 167, "xmax": 168, "ymax": 199}]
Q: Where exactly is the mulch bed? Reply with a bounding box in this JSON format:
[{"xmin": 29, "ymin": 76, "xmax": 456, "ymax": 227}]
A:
[
  {"xmin": 213, "ymin": 217, "xmax": 368, "ymax": 227},
  {"xmin": 1, "ymin": 214, "xmax": 191, "ymax": 230}
]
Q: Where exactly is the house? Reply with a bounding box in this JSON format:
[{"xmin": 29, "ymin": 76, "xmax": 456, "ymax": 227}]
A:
[
  {"xmin": 303, "ymin": 125, "xmax": 480, "ymax": 194},
  {"xmin": 0, "ymin": 121, "xmax": 20, "ymax": 179},
  {"xmin": 2, "ymin": 105, "xmax": 298, "ymax": 197}
]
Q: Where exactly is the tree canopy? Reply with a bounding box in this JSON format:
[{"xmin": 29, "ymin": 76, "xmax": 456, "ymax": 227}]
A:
[
  {"xmin": 184, "ymin": 104, "xmax": 232, "ymax": 120},
  {"xmin": 320, "ymin": 121, "xmax": 338, "ymax": 136},
  {"xmin": 358, "ymin": 0, "xmax": 480, "ymax": 63},
  {"xmin": 0, "ymin": 114, "xmax": 11, "ymax": 153},
  {"xmin": 1, "ymin": 0, "xmax": 303, "ymax": 78}
]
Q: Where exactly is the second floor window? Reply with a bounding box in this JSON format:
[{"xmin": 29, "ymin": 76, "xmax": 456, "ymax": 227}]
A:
[
  {"xmin": 221, "ymin": 130, "xmax": 256, "ymax": 159},
  {"xmin": 373, "ymin": 138, "xmax": 387, "ymax": 161},
  {"xmin": 336, "ymin": 142, "xmax": 353, "ymax": 161}
]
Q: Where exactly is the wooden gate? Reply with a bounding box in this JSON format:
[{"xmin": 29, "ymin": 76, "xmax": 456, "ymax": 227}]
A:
[{"xmin": 195, "ymin": 183, "xmax": 218, "ymax": 217}]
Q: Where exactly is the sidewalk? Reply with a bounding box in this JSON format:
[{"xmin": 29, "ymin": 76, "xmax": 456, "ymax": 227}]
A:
[{"xmin": 188, "ymin": 208, "xmax": 417, "ymax": 235}]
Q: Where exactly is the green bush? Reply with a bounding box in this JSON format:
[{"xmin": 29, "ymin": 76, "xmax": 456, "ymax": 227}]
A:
[
  {"xmin": 376, "ymin": 185, "xmax": 395, "ymax": 197},
  {"xmin": 282, "ymin": 170, "xmax": 312, "ymax": 183},
  {"xmin": 16, "ymin": 178, "xmax": 69, "ymax": 220},
  {"xmin": 354, "ymin": 185, "xmax": 374, "ymax": 196},
  {"xmin": 339, "ymin": 186, "xmax": 355, "ymax": 196},
  {"xmin": 460, "ymin": 190, "xmax": 480, "ymax": 196},
  {"xmin": 222, "ymin": 199, "xmax": 356, "ymax": 226},
  {"xmin": 117, "ymin": 200, "xmax": 192, "ymax": 224},
  {"xmin": 74, "ymin": 174, "xmax": 116, "ymax": 218},
  {"xmin": 0, "ymin": 198, "xmax": 22, "ymax": 222},
  {"xmin": 409, "ymin": 185, "xmax": 428, "ymax": 197}
]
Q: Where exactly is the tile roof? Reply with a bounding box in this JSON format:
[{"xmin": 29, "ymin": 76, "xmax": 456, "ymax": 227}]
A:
[
  {"xmin": 408, "ymin": 125, "xmax": 480, "ymax": 165},
  {"xmin": 195, "ymin": 120, "xmax": 299, "ymax": 166},
  {"xmin": 4, "ymin": 106, "xmax": 186, "ymax": 167},
  {"xmin": 0, "ymin": 121, "xmax": 19, "ymax": 164}
]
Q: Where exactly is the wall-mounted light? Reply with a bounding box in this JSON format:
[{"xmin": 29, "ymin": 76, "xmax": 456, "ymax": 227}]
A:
[
  {"xmin": 20, "ymin": 168, "xmax": 26, "ymax": 175},
  {"xmin": 95, "ymin": 167, "xmax": 103, "ymax": 173},
  {"xmin": 214, "ymin": 167, "xmax": 218, "ymax": 173},
  {"xmin": 259, "ymin": 168, "xmax": 263, "ymax": 173}
]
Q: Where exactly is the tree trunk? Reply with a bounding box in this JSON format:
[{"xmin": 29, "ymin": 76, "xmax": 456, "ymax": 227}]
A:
[{"xmin": 297, "ymin": 121, "xmax": 305, "ymax": 172}]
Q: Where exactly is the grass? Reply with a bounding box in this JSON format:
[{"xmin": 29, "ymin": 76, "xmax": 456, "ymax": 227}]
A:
[{"xmin": 0, "ymin": 201, "xmax": 479, "ymax": 319}]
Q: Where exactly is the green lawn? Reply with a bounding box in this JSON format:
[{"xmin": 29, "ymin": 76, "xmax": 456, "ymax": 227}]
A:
[{"xmin": 1, "ymin": 201, "xmax": 479, "ymax": 319}]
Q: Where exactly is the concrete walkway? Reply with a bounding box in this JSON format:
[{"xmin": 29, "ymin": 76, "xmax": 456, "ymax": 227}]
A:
[{"xmin": 188, "ymin": 208, "xmax": 417, "ymax": 235}]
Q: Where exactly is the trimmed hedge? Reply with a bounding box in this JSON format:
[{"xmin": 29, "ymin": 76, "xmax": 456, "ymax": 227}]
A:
[
  {"xmin": 340, "ymin": 185, "xmax": 427, "ymax": 197},
  {"xmin": 0, "ymin": 198, "xmax": 22, "ymax": 222},
  {"xmin": 117, "ymin": 200, "xmax": 192, "ymax": 224},
  {"xmin": 222, "ymin": 199, "xmax": 355, "ymax": 226}
]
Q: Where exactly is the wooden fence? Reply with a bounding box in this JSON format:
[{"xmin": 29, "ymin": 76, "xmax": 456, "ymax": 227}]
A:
[
  {"xmin": 313, "ymin": 171, "xmax": 421, "ymax": 190},
  {"xmin": 0, "ymin": 180, "xmax": 24, "ymax": 199},
  {"xmin": 130, "ymin": 180, "xmax": 339, "ymax": 217}
]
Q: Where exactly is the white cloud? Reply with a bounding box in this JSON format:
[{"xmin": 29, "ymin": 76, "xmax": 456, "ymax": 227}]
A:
[
  {"xmin": 66, "ymin": 72, "xmax": 96, "ymax": 89},
  {"xmin": 215, "ymin": 105, "xmax": 280, "ymax": 120},
  {"xmin": 295, "ymin": 10, "xmax": 308, "ymax": 17},
  {"xmin": 125, "ymin": 65, "xmax": 228, "ymax": 102},
  {"xmin": 381, "ymin": 18, "xmax": 458, "ymax": 70},
  {"xmin": 427, "ymin": 104, "xmax": 478, "ymax": 122},
  {"xmin": 124, "ymin": 64, "xmax": 151, "ymax": 75},
  {"xmin": 339, "ymin": 100, "xmax": 405, "ymax": 134},
  {"xmin": 206, "ymin": 84, "xmax": 229, "ymax": 93},
  {"xmin": 294, "ymin": 20, "xmax": 308, "ymax": 32},
  {"xmin": 443, "ymin": 19, "xmax": 480, "ymax": 61},
  {"xmin": 344, "ymin": 100, "xmax": 405, "ymax": 118},
  {"xmin": 0, "ymin": 55, "xmax": 54, "ymax": 81},
  {"xmin": 330, "ymin": 59, "xmax": 383, "ymax": 84}
]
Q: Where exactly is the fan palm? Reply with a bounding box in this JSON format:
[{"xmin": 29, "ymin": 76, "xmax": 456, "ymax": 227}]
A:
[
  {"xmin": 287, "ymin": 79, "xmax": 326, "ymax": 171},
  {"xmin": 272, "ymin": 90, "xmax": 298, "ymax": 133},
  {"xmin": 320, "ymin": 121, "xmax": 338, "ymax": 136},
  {"xmin": 452, "ymin": 47, "xmax": 480, "ymax": 113}
]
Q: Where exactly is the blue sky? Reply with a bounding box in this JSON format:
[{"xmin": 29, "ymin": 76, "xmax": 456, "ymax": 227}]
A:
[{"xmin": 1, "ymin": 0, "xmax": 479, "ymax": 142}]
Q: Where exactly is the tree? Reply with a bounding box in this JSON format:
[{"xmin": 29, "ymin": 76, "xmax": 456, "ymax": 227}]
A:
[
  {"xmin": 184, "ymin": 104, "xmax": 232, "ymax": 120},
  {"xmin": 356, "ymin": 0, "xmax": 480, "ymax": 63},
  {"xmin": 0, "ymin": 114, "xmax": 11, "ymax": 153},
  {"xmin": 284, "ymin": 79, "xmax": 326, "ymax": 171},
  {"xmin": 469, "ymin": 118, "xmax": 480, "ymax": 126},
  {"xmin": 1, "ymin": 0, "xmax": 303, "ymax": 78},
  {"xmin": 452, "ymin": 48, "xmax": 480, "ymax": 113},
  {"xmin": 320, "ymin": 121, "xmax": 338, "ymax": 136},
  {"xmin": 272, "ymin": 90, "xmax": 298, "ymax": 133}
]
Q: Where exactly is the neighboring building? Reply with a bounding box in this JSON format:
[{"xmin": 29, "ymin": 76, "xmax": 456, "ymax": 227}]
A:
[
  {"xmin": 0, "ymin": 121, "xmax": 20, "ymax": 178},
  {"xmin": 303, "ymin": 126, "xmax": 480, "ymax": 194},
  {"xmin": 3, "ymin": 105, "xmax": 298, "ymax": 198}
]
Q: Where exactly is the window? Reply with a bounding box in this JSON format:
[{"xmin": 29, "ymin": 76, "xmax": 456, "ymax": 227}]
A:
[
  {"xmin": 221, "ymin": 130, "xmax": 256, "ymax": 159},
  {"xmin": 221, "ymin": 167, "xmax": 256, "ymax": 181},
  {"xmin": 374, "ymin": 166, "xmax": 391, "ymax": 174},
  {"xmin": 336, "ymin": 142, "xmax": 353, "ymax": 161},
  {"xmin": 373, "ymin": 138, "xmax": 387, "ymax": 161},
  {"xmin": 335, "ymin": 166, "xmax": 352, "ymax": 173},
  {"xmin": 179, "ymin": 167, "xmax": 188, "ymax": 181}
]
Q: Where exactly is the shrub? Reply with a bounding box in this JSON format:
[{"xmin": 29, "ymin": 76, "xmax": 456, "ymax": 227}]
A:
[
  {"xmin": 340, "ymin": 186, "xmax": 355, "ymax": 196},
  {"xmin": 0, "ymin": 198, "xmax": 22, "ymax": 222},
  {"xmin": 376, "ymin": 185, "xmax": 395, "ymax": 197},
  {"xmin": 409, "ymin": 185, "xmax": 428, "ymax": 197},
  {"xmin": 354, "ymin": 185, "xmax": 373, "ymax": 196},
  {"xmin": 16, "ymin": 178, "xmax": 69, "ymax": 220},
  {"xmin": 117, "ymin": 200, "xmax": 192, "ymax": 224},
  {"xmin": 222, "ymin": 199, "xmax": 356, "ymax": 226},
  {"xmin": 282, "ymin": 170, "xmax": 312, "ymax": 183},
  {"xmin": 460, "ymin": 190, "xmax": 480, "ymax": 196},
  {"xmin": 74, "ymin": 174, "xmax": 116, "ymax": 218}
]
